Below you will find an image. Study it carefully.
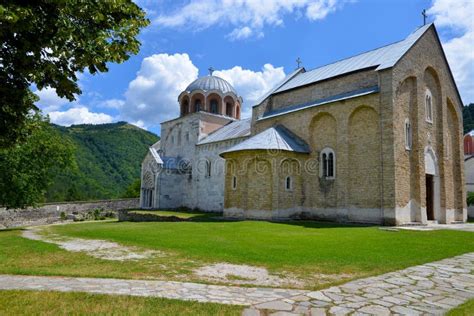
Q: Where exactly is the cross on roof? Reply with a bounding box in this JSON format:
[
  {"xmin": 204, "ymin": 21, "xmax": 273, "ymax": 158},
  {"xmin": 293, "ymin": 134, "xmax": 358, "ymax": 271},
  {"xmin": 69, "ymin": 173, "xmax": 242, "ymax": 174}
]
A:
[
  {"xmin": 208, "ymin": 67, "xmax": 214, "ymax": 76},
  {"xmin": 296, "ymin": 57, "xmax": 302, "ymax": 68},
  {"xmin": 422, "ymin": 9, "xmax": 427, "ymax": 25}
]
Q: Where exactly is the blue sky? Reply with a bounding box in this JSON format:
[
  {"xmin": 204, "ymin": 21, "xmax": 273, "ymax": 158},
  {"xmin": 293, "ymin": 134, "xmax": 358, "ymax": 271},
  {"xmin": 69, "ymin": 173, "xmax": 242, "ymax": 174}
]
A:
[{"xmin": 36, "ymin": 0, "xmax": 474, "ymax": 136}]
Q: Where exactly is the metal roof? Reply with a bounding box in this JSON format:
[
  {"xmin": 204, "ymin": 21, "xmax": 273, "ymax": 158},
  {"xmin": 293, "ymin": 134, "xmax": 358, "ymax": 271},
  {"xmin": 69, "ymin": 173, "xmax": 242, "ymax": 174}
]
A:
[
  {"xmin": 260, "ymin": 86, "xmax": 379, "ymax": 121},
  {"xmin": 149, "ymin": 147, "xmax": 163, "ymax": 164},
  {"xmin": 185, "ymin": 75, "xmax": 238, "ymax": 95},
  {"xmin": 220, "ymin": 125, "xmax": 310, "ymax": 156},
  {"xmin": 197, "ymin": 118, "xmax": 251, "ymax": 145},
  {"xmin": 274, "ymin": 24, "xmax": 432, "ymax": 94}
]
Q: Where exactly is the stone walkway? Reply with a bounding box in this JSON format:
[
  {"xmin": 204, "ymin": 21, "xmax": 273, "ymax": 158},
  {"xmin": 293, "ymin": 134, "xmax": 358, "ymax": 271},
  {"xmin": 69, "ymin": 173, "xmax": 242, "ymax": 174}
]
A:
[
  {"xmin": 0, "ymin": 275, "xmax": 305, "ymax": 306},
  {"xmin": 1, "ymin": 253, "xmax": 474, "ymax": 315},
  {"xmin": 246, "ymin": 252, "xmax": 474, "ymax": 315}
]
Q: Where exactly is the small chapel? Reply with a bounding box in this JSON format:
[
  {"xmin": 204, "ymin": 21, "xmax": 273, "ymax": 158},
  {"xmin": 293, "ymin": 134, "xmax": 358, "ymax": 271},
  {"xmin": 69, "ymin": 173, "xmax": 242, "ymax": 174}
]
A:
[{"xmin": 141, "ymin": 23, "xmax": 466, "ymax": 225}]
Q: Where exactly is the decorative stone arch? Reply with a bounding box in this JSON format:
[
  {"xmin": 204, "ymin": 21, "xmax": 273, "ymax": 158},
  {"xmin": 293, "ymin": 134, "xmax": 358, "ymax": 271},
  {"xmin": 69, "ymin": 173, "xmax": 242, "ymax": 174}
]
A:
[
  {"xmin": 348, "ymin": 105, "xmax": 381, "ymax": 209},
  {"xmin": 141, "ymin": 171, "xmax": 155, "ymax": 209},
  {"xmin": 423, "ymin": 67, "xmax": 442, "ymax": 126},
  {"xmin": 206, "ymin": 93, "xmax": 222, "ymax": 114},
  {"xmin": 309, "ymin": 112, "xmax": 337, "ymax": 153},
  {"xmin": 320, "ymin": 147, "xmax": 336, "ymax": 179},
  {"xmin": 447, "ymin": 98, "xmax": 463, "ymax": 218},
  {"xmin": 424, "ymin": 145, "xmax": 441, "ymax": 222},
  {"xmin": 190, "ymin": 92, "xmax": 205, "ymax": 113},
  {"xmin": 235, "ymin": 104, "xmax": 241, "ymax": 119}
]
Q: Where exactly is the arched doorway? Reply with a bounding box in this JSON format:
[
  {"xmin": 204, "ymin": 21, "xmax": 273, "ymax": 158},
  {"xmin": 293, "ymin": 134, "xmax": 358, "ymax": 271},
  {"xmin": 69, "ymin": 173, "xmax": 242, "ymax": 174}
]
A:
[{"xmin": 425, "ymin": 147, "xmax": 440, "ymax": 221}]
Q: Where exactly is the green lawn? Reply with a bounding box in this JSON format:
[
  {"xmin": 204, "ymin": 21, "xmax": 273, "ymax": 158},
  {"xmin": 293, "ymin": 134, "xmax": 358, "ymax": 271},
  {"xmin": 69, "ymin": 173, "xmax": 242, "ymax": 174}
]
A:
[
  {"xmin": 0, "ymin": 290, "xmax": 240, "ymax": 316},
  {"xmin": 128, "ymin": 209, "xmax": 215, "ymax": 219},
  {"xmin": 447, "ymin": 298, "xmax": 474, "ymax": 315},
  {"xmin": 2, "ymin": 220, "xmax": 474, "ymax": 290}
]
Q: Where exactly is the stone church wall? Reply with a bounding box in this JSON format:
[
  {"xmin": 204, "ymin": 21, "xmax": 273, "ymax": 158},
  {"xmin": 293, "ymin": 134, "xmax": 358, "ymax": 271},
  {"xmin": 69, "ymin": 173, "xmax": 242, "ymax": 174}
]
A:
[{"xmin": 391, "ymin": 27, "xmax": 466, "ymax": 224}]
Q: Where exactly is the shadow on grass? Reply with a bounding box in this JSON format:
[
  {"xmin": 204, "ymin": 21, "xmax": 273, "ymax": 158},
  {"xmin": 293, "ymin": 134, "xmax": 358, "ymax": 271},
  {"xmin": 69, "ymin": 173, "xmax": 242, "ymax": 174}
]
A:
[{"xmin": 0, "ymin": 227, "xmax": 25, "ymax": 233}]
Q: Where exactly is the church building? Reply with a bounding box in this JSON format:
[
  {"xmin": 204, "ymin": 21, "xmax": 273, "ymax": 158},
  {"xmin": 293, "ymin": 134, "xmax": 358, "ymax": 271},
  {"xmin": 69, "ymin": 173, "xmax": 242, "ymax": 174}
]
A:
[{"xmin": 141, "ymin": 23, "xmax": 466, "ymax": 225}]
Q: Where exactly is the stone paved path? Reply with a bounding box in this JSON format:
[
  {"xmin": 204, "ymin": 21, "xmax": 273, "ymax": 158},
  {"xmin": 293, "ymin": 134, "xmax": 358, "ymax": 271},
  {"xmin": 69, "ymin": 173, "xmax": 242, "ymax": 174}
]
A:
[
  {"xmin": 0, "ymin": 274, "xmax": 305, "ymax": 306},
  {"xmin": 2, "ymin": 253, "xmax": 474, "ymax": 315},
  {"xmin": 245, "ymin": 252, "xmax": 474, "ymax": 315}
]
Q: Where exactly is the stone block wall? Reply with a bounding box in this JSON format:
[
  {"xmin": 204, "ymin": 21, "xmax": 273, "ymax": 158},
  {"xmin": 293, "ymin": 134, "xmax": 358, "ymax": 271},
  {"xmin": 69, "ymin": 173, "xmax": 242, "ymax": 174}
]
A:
[{"xmin": 0, "ymin": 198, "xmax": 139, "ymax": 229}]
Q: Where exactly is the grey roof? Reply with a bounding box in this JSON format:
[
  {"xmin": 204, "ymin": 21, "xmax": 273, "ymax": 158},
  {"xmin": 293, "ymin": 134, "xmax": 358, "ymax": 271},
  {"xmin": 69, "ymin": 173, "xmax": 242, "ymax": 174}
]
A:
[
  {"xmin": 274, "ymin": 24, "xmax": 432, "ymax": 94},
  {"xmin": 260, "ymin": 86, "xmax": 379, "ymax": 121},
  {"xmin": 197, "ymin": 118, "xmax": 251, "ymax": 145},
  {"xmin": 149, "ymin": 147, "xmax": 163, "ymax": 164},
  {"xmin": 220, "ymin": 125, "xmax": 310, "ymax": 156},
  {"xmin": 185, "ymin": 75, "xmax": 238, "ymax": 95}
]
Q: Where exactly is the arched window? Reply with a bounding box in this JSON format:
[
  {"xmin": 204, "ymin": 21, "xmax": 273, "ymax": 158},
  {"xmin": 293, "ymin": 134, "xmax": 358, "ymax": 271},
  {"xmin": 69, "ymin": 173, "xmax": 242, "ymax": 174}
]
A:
[
  {"xmin": 210, "ymin": 99, "xmax": 219, "ymax": 114},
  {"xmin": 195, "ymin": 99, "xmax": 202, "ymax": 112},
  {"xmin": 285, "ymin": 176, "xmax": 292, "ymax": 191},
  {"xmin": 182, "ymin": 100, "xmax": 189, "ymax": 115},
  {"xmin": 205, "ymin": 160, "xmax": 211, "ymax": 177},
  {"xmin": 226, "ymin": 102, "xmax": 233, "ymax": 116},
  {"xmin": 425, "ymin": 89, "xmax": 433, "ymax": 123},
  {"xmin": 236, "ymin": 106, "xmax": 240, "ymax": 119},
  {"xmin": 320, "ymin": 148, "xmax": 336, "ymax": 179},
  {"xmin": 232, "ymin": 176, "xmax": 237, "ymax": 190},
  {"xmin": 405, "ymin": 118, "xmax": 412, "ymax": 150}
]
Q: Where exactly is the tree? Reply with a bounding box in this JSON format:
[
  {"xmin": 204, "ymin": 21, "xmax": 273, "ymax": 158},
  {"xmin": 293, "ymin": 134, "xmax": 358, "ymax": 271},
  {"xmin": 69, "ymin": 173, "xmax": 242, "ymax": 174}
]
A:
[
  {"xmin": 0, "ymin": 1, "xmax": 149, "ymax": 147},
  {"xmin": 122, "ymin": 178, "xmax": 141, "ymax": 198},
  {"xmin": 0, "ymin": 112, "xmax": 76, "ymax": 208}
]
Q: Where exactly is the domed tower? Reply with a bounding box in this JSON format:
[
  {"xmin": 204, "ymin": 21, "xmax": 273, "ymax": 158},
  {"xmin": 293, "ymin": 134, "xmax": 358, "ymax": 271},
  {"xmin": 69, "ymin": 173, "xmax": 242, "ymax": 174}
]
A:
[{"xmin": 178, "ymin": 69, "xmax": 243, "ymax": 120}]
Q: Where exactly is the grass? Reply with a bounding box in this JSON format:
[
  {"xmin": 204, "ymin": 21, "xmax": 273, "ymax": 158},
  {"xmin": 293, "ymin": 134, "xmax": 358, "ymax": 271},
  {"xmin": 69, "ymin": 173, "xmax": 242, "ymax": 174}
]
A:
[
  {"xmin": 2, "ymin": 220, "xmax": 474, "ymax": 290},
  {"xmin": 0, "ymin": 290, "xmax": 240, "ymax": 316},
  {"xmin": 128, "ymin": 209, "xmax": 215, "ymax": 219},
  {"xmin": 447, "ymin": 298, "xmax": 474, "ymax": 315}
]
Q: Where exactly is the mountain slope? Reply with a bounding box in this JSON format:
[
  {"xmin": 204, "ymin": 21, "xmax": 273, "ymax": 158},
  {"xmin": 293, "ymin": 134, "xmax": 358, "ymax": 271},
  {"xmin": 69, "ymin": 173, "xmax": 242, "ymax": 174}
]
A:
[{"xmin": 46, "ymin": 122, "xmax": 159, "ymax": 202}]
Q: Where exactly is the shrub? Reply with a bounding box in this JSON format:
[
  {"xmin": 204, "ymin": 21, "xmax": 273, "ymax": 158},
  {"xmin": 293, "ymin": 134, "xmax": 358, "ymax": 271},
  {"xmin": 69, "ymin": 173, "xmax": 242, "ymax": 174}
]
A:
[
  {"xmin": 60, "ymin": 212, "xmax": 67, "ymax": 221},
  {"xmin": 467, "ymin": 192, "xmax": 474, "ymax": 206}
]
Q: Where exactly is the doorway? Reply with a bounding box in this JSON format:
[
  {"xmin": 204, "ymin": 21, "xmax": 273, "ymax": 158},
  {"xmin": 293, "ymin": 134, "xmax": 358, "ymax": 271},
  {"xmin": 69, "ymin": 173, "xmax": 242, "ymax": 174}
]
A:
[{"xmin": 426, "ymin": 175, "xmax": 434, "ymax": 220}]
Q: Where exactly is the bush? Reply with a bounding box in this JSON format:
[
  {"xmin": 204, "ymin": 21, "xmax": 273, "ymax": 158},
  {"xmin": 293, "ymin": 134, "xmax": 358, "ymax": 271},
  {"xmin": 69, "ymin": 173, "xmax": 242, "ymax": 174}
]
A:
[
  {"xmin": 60, "ymin": 212, "xmax": 67, "ymax": 221},
  {"xmin": 467, "ymin": 192, "xmax": 474, "ymax": 206}
]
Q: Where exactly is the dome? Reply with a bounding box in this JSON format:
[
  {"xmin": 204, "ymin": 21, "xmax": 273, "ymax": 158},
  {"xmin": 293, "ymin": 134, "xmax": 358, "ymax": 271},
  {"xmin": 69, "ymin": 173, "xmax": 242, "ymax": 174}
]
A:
[{"xmin": 185, "ymin": 75, "xmax": 238, "ymax": 95}]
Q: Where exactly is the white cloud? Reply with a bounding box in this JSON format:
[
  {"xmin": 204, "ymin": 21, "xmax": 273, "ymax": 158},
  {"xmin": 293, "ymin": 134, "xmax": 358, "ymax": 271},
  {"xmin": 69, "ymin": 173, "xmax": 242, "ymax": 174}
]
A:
[
  {"xmin": 226, "ymin": 26, "xmax": 263, "ymax": 41},
  {"xmin": 155, "ymin": 0, "xmax": 346, "ymax": 40},
  {"xmin": 428, "ymin": 0, "xmax": 474, "ymax": 103},
  {"xmin": 100, "ymin": 98, "xmax": 125, "ymax": 109},
  {"xmin": 112, "ymin": 53, "xmax": 286, "ymax": 126},
  {"xmin": 214, "ymin": 64, "xmax": 286, "ymax": 117},
  {"xmin": 34, "ymin": 87, "xmax": 72, "ymax": 113},
  {"xmin": 48, "ymin": 107, "xmax": 113, "ymax": 126},
  {"xmin": 118, "ymin": 53, "xmax": 199, "ymax": 126}
]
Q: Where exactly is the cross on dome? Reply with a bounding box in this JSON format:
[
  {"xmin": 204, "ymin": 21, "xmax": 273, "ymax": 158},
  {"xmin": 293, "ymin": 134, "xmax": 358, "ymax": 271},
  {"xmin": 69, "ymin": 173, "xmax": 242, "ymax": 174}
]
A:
[{"xmin": 208, "ymin": 67, "xmax": 215, "ymax": 76}]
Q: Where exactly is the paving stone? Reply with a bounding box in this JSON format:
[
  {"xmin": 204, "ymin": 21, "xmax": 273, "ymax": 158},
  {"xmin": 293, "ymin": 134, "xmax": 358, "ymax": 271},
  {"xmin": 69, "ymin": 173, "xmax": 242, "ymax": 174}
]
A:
[
  {"xmin": 255, "ymin": 300, "xmax": 294, "ymax": 311},
  {"xmin": 306, "ymin": 292, "xmax": 332, "ymax": 302},
  {"xmin": 358, "ymin": 305, "xmax": 391, "ymax": 316},
  {"xmin": 328, "ymin": 306, "xmax": 353, "ymax": 315},
  {"xmin": 310, "ymin": 308, "xmax": 327, "ymax": 316},
  {"xmin": 242, "ymin": 308, "xmax": 261, "ymax": 316},
  {"xmin": 391, "ymin": 305, "xmax": 421, "ymax": 315}
]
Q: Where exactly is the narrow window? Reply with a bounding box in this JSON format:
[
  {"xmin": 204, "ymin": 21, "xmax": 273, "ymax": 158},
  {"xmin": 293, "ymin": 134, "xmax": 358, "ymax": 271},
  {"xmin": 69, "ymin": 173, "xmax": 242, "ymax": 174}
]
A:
[
  {"xmin": 195, "ymin": 99, "xmax": 202, "ymax": 112},
  {"xmin": 320, "ymin": 148, "xmax": 336, "ymax": 179},
  {"xmin": 226, "ymin": 102, "xmax": 233, "ymax": 116},
  {"xmin": 232, "ymin": 176, "xmax": 237, "ymax": 190},
  {"xmin": 405, "ymin": 118, "xmax": 412, "ymax": 150},
  {"xmin": 177, "ymin": 130, "xmax": 181, "ymax": 146},
  {"xmin": 285, "ymin": 176, "xmax": 292, "ymax": 191},
  {"xmin": 425, "ymin": 89, "xmax": 433, "ymax": 123},
  {"xmin": 206, "ymin": 160, "xmax": 211, "ymax": 177},
  {"xmin": 210, "ymin": 99, "xmax": 219, "ymax": 114},
  {"xmin": 185, "ymin": 132, "xmax": 189, "ymax": 142}
]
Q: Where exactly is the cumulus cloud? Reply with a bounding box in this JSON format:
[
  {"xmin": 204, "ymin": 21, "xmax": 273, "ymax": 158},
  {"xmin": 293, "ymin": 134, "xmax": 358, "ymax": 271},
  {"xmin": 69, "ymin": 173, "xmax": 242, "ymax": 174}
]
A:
[
  {"xmin": 111, "ymin": 53, "xmax": 286, "ymax": 127},
  {"xmin": 118, "ymin": 53, "xmax": 199, "ymax": 126},
  {"xmin": 428, "ymin": 0, "xmax": 474, "ymax": 103},
  {"xmin": 214, "ymin": 64, "xmax": 286, "ymax": 117},
  {"xmin": 48, "ymin": 107, "xmax": 113, "ymax": 126},
  {"xmin": 155, "ymin": 0, "xmax": 346, "ymax": 40},
  {"xmin": 34, "ymin": 87, "xmax": 72, "ymax": 113}
]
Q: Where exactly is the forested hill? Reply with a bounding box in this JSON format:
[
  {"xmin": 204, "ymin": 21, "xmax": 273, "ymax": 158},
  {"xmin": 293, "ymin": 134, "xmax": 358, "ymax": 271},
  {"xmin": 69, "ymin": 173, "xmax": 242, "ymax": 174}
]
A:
[
  {"xmin": 463, "ymin": 103, "xmax": 474, "ymax": 134},
  {"xmin": 46, "ymin": 122, "xmax": 159, "ymax": 202}
]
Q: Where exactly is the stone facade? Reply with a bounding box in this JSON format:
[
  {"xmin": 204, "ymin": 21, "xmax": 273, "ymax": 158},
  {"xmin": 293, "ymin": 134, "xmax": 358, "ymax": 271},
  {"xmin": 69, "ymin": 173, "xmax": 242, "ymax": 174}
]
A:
[{"xmin": 222, "ymin": 24, "xmax": 466, "ymax": 225}]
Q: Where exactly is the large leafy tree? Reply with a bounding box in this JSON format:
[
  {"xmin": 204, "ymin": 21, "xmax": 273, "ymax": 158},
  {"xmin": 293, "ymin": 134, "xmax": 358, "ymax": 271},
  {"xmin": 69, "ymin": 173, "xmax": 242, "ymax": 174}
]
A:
[
  {"xmin": 0, "ymin": 113, "xmax": 76, "ymax": 208},
  {"xmin": 0, "ymin": 1, "xmax": 149, "ymax": 147}
]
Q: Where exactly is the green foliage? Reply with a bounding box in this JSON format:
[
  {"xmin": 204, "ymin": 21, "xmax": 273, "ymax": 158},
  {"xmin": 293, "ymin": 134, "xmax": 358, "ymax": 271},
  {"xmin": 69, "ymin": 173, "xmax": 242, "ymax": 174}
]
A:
[
  {"xmin": 122, "ymin": 179, "xmax": 141, "ymax": 198},
  {"xmin": 60, "ymin": 212, "xmax": 67, "ymax": 221},
  {"xmin": 0, "ymin": 1, "xmax": 149, "ymax": 147},
  {"xmin": 0, "ymin": 113, "xmax": 75, "ymax": 208},
  {"xmin": 45, "ymin": 122, "xmax": 159, "ymax": 202},
  {"xmin": 463, "ymin": 103, "xmax": 474, "ymax": 134},
  {"xmin": 467, "ymin": 192, "xmax": 474, "ymax": 206}
]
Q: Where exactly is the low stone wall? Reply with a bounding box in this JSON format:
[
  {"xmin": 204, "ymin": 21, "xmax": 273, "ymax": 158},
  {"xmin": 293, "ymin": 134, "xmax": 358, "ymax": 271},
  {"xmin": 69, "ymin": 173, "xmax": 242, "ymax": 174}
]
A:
[
  {"xmin": 117, "ymin": 210, "xmax": 188, "ymax": 222},
  {"xmin": 0, "ymin": 198, "xmax": 139, "ymax": 229}
]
